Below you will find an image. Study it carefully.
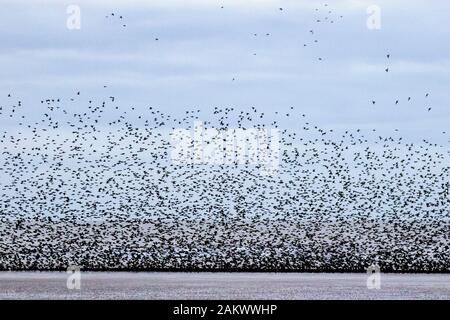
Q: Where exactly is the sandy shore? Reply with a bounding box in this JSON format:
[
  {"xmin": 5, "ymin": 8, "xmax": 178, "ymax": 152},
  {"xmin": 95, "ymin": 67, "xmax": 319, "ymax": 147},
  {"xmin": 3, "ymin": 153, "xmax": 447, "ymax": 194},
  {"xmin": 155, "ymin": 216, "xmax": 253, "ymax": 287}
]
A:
[{"xmin": 0, "ymin": 272, "xmax": 449, "ymax": 300}]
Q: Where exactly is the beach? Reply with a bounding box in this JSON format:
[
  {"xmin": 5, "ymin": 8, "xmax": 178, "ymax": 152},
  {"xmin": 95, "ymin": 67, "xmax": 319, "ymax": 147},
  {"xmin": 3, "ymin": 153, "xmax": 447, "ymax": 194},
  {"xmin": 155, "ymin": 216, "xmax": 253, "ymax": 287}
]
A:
[{"xmin": 1, "ymin": 272, "xmax": 449, "ymax": 300}]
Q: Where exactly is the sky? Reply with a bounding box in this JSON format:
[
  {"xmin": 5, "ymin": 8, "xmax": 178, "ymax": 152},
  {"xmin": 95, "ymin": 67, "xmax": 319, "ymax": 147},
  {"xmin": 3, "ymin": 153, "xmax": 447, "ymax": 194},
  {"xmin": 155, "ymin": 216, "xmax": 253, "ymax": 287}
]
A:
[{"xmin": 0, "ymin": 0, "xmax": 449, "ymax": 141}]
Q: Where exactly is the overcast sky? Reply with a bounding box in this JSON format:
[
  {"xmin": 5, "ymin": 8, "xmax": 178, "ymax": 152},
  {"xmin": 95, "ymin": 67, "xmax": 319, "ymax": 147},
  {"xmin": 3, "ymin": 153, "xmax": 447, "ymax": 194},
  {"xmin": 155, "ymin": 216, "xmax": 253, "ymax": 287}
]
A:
[{"xmin": 0, "ymin": 0, "xmax": 449, "ymax": 141}]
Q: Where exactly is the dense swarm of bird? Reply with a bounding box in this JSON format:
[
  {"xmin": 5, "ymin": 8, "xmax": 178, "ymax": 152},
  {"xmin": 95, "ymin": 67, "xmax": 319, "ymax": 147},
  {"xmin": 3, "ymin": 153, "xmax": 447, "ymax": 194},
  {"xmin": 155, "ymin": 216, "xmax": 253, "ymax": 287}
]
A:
[
  {"xmin": 0, "ymin": 3, "xmax": 447, "ymax": 273},
  {"xmin": 0, "ymin": 90, "xmax": 449, "ymax": 272}
]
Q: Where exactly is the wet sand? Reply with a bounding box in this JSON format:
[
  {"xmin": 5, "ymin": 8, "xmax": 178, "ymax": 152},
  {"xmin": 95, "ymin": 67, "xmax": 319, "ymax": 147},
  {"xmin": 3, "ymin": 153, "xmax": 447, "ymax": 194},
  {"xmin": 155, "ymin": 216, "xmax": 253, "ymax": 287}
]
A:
[{"xmin": 0, "ymin": 272, "xmax": 449, "ymax": 300}]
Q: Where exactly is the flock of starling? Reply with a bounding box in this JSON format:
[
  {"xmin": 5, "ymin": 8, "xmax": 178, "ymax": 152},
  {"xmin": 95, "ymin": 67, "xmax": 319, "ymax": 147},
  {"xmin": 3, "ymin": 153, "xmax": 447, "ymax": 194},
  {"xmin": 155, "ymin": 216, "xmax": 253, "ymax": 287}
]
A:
[
  {"xmin": 0, "ymin": 89, "xmax": 448, "ymax": 272},
  {"xmin": 0, "ymin": 4, "xmax": 448, "ymax": 272}
]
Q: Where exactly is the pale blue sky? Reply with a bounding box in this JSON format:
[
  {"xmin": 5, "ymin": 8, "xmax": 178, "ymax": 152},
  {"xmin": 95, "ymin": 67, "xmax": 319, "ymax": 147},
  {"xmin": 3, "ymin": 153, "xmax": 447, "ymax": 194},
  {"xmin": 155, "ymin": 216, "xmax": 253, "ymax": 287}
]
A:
[{"xmin": 0, "ymin": 0, "xmax": 449, "ymax": 142}]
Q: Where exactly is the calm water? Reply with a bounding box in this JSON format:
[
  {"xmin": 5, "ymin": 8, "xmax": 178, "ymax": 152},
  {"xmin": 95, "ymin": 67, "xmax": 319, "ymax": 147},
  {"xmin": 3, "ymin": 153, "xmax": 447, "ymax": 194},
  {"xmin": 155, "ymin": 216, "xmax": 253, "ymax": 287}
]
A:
[{"xmin": 0, "ymin": 272, "xmax": 449, "ymax": 300}]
